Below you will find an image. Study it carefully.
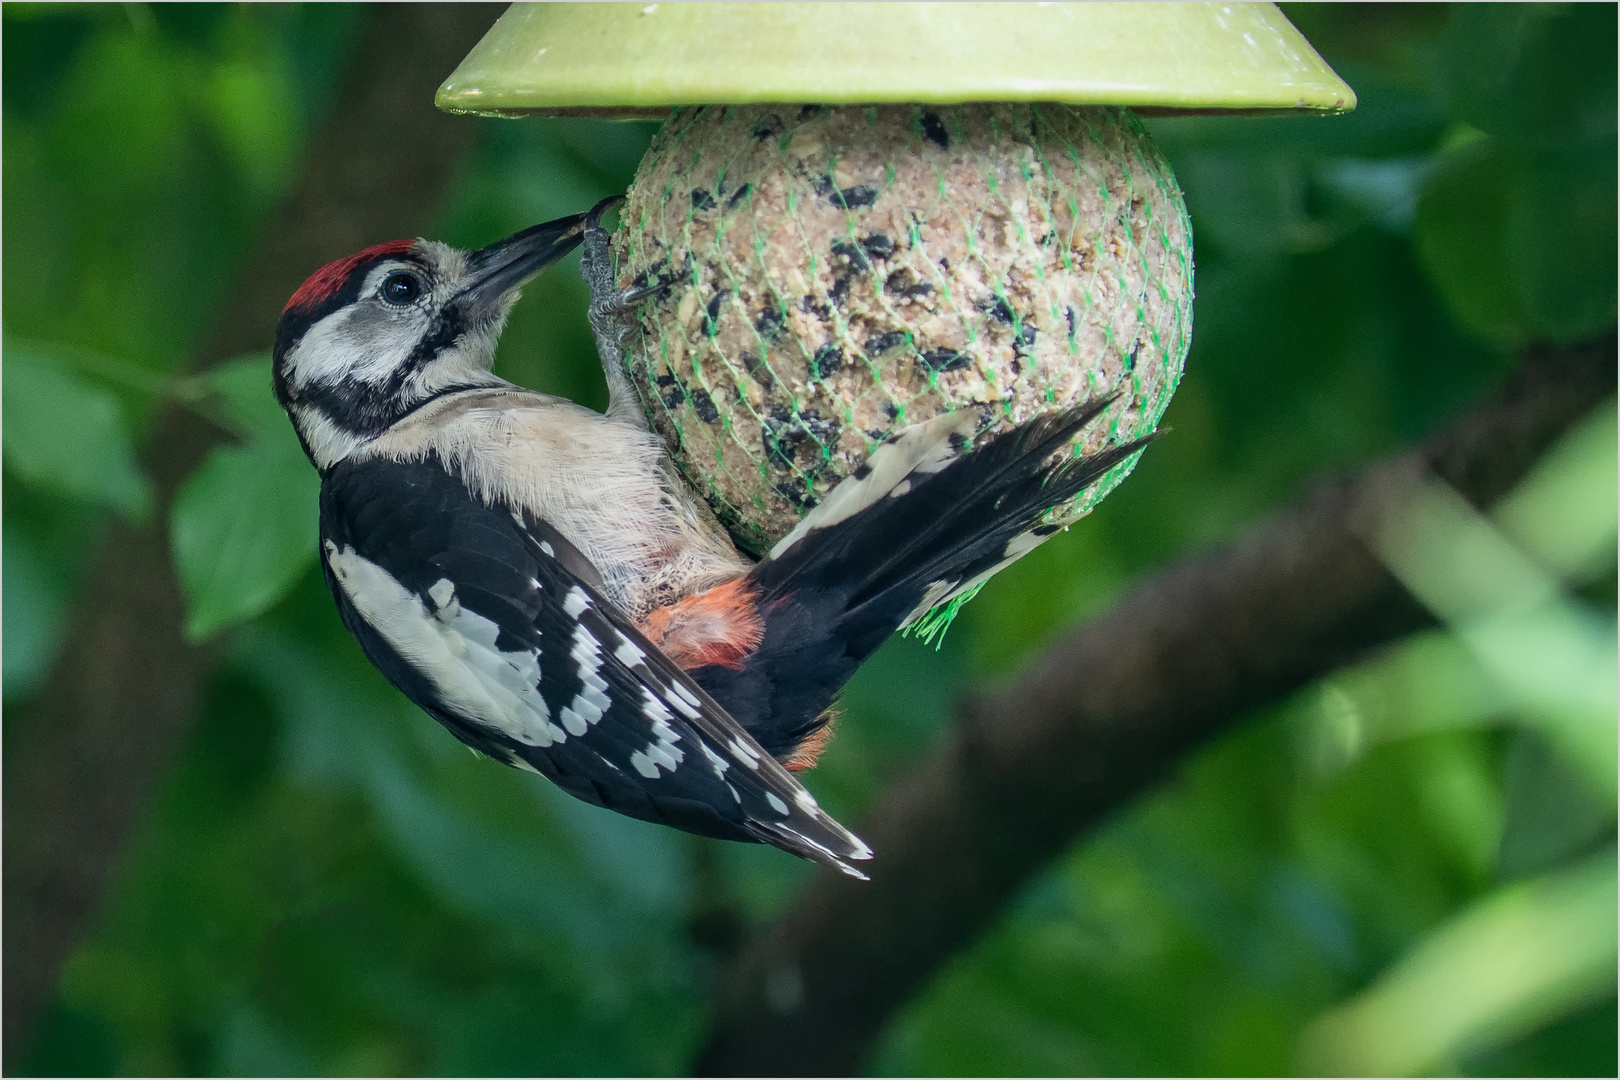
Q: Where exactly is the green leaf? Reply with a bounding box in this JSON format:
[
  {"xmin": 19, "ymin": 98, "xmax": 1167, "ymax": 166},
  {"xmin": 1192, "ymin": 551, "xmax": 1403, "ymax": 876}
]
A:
[
  {"xmin": 199, "ymin": 353, "xmax": 286, "ymax": 438},
  {"xmin": 1504, "ymin": 146, "xmax": 1619, "ymax": 341},
  {"xmin": 3, "ymin": 525, "xmax": 69, "ymax": 701},
  {"xmin": 1414, "ymin": 138, "xmax": 1526, "ymax": 346},
  {"xmin": 1419, "ymin": 6, "xmax": 1619, "ymax": 344},
  {"xmin": 170, "ymin": 418, "xmax": 318, "ymax": 641},
  {"xmin": 1416, "ymin": 138, "xmax": 1617, "ymax": 345},
  {"xmin": 2, "ymin": 348, "xmax": 152, "ymax": 517},
  {"xmin": 170, "ymin": 352, "xmax": 324, "ymax": 640},
  {"xmin": 1439, "ymin": 4, "xmax": 1618, "ymax": 152}
]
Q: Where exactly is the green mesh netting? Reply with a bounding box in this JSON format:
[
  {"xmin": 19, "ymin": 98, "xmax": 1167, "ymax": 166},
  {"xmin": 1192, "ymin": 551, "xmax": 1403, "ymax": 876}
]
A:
[{"xmin": 612, "ymin": 103, "xmax": 1193, "ymax": 620}]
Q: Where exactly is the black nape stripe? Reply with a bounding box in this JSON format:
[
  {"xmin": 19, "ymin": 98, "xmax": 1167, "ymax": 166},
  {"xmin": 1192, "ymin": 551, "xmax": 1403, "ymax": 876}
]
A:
[{"xmin": 299, "ymin": 375, "xmax": 498, "ymax": 445}]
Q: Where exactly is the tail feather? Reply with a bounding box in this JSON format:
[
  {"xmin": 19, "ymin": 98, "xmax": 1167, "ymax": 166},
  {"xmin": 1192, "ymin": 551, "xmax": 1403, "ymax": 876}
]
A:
[
  {"xmin": 851, "ymin": 409, "xmax": 1135, "ymax": 611},
  {"xmin": 766, "ymin": 409, "xmax": 980, "ymax": 563},
  {"xmin": 755, "ymin": 397, "xmax": 1144, "ymax": 638},
  {"xmin": 690, "ymin": 399, "xmax": 1156, "ymax": 763},
  {"xmin": 875, "ymin": 421, "xmax": 1157, "ymax": 628}
]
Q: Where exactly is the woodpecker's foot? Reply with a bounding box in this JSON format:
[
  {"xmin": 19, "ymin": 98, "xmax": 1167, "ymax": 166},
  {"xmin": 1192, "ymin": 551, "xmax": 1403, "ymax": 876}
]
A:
[
  {"xmin": 583, "ymin": 197, "xmax": 664, "ymax": 307},
  {"xmin": 582, "ymin": 197, "xmax": 671, "ymax": 427},
  {"xmin": 583, "ymin": 200, "xmax": 656, "ymax": 343}
]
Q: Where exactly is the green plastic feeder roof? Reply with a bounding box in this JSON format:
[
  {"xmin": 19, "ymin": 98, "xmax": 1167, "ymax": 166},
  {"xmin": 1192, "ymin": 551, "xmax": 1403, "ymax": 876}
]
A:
[{"xmin": 436, "ymin": 2, "xmax": 1355, "ymax": 119}]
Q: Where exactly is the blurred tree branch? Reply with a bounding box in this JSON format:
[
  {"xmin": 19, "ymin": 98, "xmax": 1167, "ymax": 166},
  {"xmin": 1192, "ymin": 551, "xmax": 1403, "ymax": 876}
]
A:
[
  {"xmin": 2, "ymin": 4, "xmax": 505, "ymax": 1064},
  {"xmin": 695, "ymin": 333, "xmax": 1617, "ymax": 1077}
]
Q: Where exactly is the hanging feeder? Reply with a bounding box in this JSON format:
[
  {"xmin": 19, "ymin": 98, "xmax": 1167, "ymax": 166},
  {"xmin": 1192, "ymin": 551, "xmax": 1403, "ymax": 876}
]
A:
[{"xmin": 437, "ymin": 2, "xmax": 1354, "ymax": 575}]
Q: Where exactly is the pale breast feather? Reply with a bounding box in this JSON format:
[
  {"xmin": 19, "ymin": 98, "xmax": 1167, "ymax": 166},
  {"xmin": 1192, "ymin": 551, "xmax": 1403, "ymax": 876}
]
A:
[
  {"xmin": 359, "ymin": 391, "xmax": 749, "ymax": 620},
  {"xmin": 317, "ymin": 451, "xmax": 870, "ymax": 876}
]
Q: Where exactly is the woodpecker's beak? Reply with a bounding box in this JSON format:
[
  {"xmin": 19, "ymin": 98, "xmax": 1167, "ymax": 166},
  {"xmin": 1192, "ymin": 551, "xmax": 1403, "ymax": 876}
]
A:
[{"xmin": 461, "ymin": 211, "xmax": 589, "ymax": 311}]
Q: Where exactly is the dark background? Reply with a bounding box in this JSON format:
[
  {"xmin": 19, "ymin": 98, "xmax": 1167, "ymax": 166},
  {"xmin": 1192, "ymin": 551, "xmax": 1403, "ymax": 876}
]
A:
[{"xmin": 4, "ymin": 3, "xmax": 1615, "ymax": 1075}]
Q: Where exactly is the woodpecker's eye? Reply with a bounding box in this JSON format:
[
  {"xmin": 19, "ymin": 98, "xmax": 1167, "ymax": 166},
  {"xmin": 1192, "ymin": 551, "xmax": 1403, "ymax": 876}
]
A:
[{"xmin": 380, "ymin": 271, "xmax": 423, "ymax": 306}]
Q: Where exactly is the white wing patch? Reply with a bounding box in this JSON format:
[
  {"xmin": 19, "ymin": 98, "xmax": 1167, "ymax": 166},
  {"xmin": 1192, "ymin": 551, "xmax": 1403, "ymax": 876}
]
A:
[
  {"xmin": 629, "ymin": 686, "xmax": 686, "ymax": 778},
  {"xmin": 702, "ymin": 743, "xmax": 732, "ymax": 776},
  {"xmin": 325, "ymin": 542, "xmax": 567, "ymax": 747},
  {"xmin": 559, "ymin": 622, "xmax": 611, "ymax": 736},
  {"xmin": 665, "ymin": 679, "xmax": 704, "ymax": 719},
  {"xmin": 563, "ymin": 585, "xmax": 591, "ymax": 618},
  {"xmin": 728, "ymin": 737, "xmax": 763, "ymax": 769}
]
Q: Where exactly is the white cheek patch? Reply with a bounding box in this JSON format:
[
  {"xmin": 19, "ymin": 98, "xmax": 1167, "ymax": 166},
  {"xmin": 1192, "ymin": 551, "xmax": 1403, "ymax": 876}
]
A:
[
  {"xmin": 325, "ymin": 543, "xmax": 566, "ymax": 747},
  {"xmin": 288, "ymin": 305, "xmax": 421, "ymax": 391}
]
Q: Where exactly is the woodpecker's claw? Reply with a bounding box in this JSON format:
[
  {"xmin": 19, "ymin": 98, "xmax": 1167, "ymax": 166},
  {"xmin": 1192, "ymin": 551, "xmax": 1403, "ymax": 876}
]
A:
[{"xmin": 614, "ymin": 280, "xmax": 668, "ymax": 307}]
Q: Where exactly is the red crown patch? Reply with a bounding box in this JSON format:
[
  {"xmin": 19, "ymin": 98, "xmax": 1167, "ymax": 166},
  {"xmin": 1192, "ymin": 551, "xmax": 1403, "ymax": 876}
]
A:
[{"xmin": 284, "ymin": 239, "xmax": 415, "ymax": 313}]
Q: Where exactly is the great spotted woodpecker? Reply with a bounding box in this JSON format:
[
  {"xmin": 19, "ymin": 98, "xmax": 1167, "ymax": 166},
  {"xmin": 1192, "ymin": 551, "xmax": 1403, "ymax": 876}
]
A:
[{"xmin": 272, "ymin": 200, "xmax": 1153, "ymax": 878}]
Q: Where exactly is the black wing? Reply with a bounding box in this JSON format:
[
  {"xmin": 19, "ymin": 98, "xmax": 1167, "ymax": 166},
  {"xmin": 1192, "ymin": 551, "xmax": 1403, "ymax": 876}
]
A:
[{"xmin": 318, "ymin": 452, "xmax": 870, "ymax": 876}]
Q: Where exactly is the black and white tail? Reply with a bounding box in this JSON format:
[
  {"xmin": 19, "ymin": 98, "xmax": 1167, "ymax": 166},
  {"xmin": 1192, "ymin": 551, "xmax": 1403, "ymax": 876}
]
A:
[{"xmin": 690, "ymin": 397, "xmax": 1156, "ymax": 760}]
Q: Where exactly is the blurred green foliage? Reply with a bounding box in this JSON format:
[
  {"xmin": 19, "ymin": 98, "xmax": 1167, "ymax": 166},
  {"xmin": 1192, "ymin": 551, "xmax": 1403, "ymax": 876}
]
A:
[{"xmin": 4, "ymin": 3, "xmax": 1614, "ymax": 1076}]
